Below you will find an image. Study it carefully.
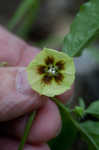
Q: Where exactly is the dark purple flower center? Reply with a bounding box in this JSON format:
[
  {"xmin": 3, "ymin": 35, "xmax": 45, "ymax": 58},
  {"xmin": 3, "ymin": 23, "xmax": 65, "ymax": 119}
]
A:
[{"xmin": 37, "ymin": 56, "xmax": 65, "ymax": 84}]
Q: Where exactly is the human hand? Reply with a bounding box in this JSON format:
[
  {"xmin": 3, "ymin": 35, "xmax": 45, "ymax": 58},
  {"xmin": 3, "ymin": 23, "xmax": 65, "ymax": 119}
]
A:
[{"xmin": 0, "ymin": 26, "xmax": 73, "ymax": 150}]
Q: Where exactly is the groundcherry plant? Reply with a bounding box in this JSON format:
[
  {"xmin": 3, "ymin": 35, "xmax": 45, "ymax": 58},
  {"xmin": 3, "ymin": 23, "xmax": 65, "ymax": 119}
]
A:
[{"xmin": 8, "ymin": 0, "xmax": 99, "ymax": 150}]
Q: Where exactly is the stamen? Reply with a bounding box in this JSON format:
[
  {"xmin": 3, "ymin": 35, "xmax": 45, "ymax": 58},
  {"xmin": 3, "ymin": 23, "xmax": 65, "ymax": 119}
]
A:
[{"xmin": 47, "ymin": 66, "xmax": 57, "ymax": 75}]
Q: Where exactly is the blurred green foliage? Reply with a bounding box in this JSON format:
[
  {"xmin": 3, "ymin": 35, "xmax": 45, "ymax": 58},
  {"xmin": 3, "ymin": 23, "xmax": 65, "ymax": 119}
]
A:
[{"xmin": 8, "ymin": 0, "xmax": 40, "ymax": 39}]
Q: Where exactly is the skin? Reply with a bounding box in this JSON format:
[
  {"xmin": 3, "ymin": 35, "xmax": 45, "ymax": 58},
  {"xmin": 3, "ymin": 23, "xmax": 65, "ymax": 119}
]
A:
[{"xmin": 0, "ymin": 26, "xmax": 74, "ymax": 150}]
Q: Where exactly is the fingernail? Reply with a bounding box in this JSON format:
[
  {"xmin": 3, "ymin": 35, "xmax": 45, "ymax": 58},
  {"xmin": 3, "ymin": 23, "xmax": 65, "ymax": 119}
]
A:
[{"xmin": 16, "ymin": 68, "xmax": 33, "ymax": 95}]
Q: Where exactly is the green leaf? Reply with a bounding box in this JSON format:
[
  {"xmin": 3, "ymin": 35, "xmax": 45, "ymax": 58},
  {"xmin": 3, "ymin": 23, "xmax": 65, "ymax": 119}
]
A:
[
  {"xmin": 85, "ymin": 101, "xmax": 99, "ymax": 117},
  {"xmin": 79, "ymin": 97, "xmax": 86, "ymax": 109},
  {"xmin": 51, "ymin": 98, "xmax": 99, "ymax": 150},
  {"xmin": 81, "ymin": 121, "xmax": 99, "ymax": 150},
  {"xmin": 49, "ymin": 106, "xmax": 77, "ymax": 150},
  {"xmin": 62, "ymin": 0, "xmax": 99, "ymax": 57}
]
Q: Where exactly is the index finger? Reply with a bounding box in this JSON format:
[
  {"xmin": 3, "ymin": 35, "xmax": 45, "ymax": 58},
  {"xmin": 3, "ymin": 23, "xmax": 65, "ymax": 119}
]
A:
[{"xmin": 0, "ymin": 26, "xmax": 74, "ymax": 104}]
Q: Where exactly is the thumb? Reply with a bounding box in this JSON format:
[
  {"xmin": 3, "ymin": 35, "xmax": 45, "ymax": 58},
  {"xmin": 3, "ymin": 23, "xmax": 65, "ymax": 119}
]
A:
[{"xmin": 0, "ymin": 67, "xmax": 46, "ymax": 122}]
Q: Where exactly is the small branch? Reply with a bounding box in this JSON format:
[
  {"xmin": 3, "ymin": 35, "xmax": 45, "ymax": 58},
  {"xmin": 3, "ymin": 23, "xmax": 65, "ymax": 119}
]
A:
[
  {"xmin": 51, "ymin": 97, "xmax": 98, "ymax": 150},
  {"xmin": 18, "ymin": 111, "xmax": 36, "ymax": 150}
]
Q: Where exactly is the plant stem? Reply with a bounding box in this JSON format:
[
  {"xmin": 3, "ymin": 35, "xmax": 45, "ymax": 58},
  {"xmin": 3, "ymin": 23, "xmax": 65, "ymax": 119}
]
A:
[
  {"xmin": 18, "ymin": 111, "xmax": 36, "ymax": 150},
  {"xmin": 7, "ymin": 0, "xmax": 39, "ymax": 38},
  {"xmin": 51, "ymin": 97, "xmax": 98, "ymax": 150},
  {"xmin": 18, "ymin": 97, "xmax": 98, "ymax": 150}
]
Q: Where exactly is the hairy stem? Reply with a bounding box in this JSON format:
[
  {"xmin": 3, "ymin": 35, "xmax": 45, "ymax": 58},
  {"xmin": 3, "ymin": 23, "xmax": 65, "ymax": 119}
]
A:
[{"xmin": 51, "ymin": 97, "xmax": 98, "ymax": 150}]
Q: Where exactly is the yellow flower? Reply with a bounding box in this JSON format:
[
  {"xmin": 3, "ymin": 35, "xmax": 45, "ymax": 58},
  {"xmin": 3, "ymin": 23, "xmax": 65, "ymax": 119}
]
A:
[{"xmin": 27, "ymin": 48, "xmax": 75, "ymax": 97}]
